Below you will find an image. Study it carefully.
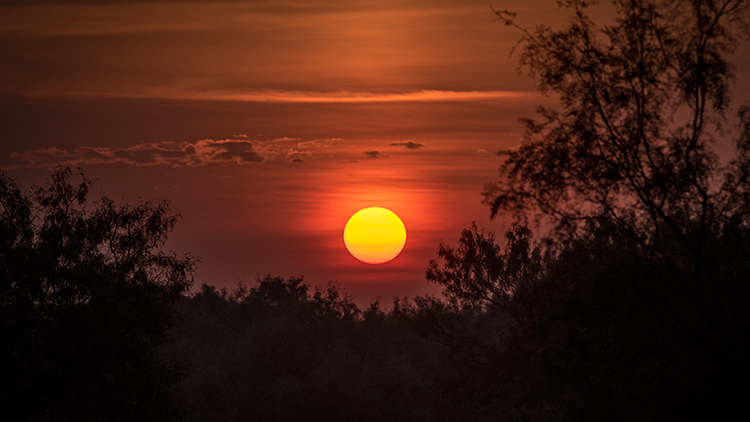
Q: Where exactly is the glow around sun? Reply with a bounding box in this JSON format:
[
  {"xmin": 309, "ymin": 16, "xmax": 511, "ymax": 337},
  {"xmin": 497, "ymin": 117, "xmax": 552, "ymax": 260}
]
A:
[{"xmin": 343, "ymin": 207, "xmax": 407, "ymax": 264}]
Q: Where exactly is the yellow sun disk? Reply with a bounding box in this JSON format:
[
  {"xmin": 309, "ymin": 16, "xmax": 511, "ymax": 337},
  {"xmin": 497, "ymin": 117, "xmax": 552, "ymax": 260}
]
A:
[{"xmin": 344, "ymin": 207, "xmax": 406, "ymax": 264}]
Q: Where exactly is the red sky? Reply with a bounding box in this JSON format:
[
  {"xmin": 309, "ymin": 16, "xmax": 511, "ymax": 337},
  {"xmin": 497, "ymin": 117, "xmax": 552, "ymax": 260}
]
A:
[{"xmin": 2, "ymin": 0, "xmax": 749, "ymax": 305}]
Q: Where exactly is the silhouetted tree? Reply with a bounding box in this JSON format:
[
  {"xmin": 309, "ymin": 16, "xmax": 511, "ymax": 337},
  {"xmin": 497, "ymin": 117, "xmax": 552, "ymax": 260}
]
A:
[
  {"xmin": 426, "ymin": 220, "xmax": 542, "ymax": 314},
  {"xmin": 423, "ymin": 0, "xmax": 750, "ymax": 419},
  {"xmin": 486, "ymin": 0, "xmax": 750, "ymax": 270},
  {"xmin": 0, "ymin": 167, "xmax": 195, "ymax": 421}
]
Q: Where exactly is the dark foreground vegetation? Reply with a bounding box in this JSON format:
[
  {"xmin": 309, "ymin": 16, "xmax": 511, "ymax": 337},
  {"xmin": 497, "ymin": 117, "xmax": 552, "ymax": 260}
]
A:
[{"xmin": 3, "ymin": 0, "xmax": 750, "ymax": 420}]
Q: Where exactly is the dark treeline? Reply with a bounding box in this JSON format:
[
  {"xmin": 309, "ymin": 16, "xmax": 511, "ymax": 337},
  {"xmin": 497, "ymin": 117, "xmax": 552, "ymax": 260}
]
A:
[
  {"xmin": 4, "ymin": 0, "xmax": 750, "ymax": 420},
  {"xmin": 164, "ymin": 278, "xmax": 453, "ymax": 422}
]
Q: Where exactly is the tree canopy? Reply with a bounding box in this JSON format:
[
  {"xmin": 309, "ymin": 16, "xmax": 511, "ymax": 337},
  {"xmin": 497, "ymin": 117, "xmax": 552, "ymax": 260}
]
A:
[
  {"xmin": 486, "ymin": 0, "xmax": 750, "ymax": 272},
  {"xmin": 0, "ymin": 167, "xmax": 195, "ymax": 421},
  {"xmin": 422, "ymin": 0, "xmax": 750, "ymax": 418}
]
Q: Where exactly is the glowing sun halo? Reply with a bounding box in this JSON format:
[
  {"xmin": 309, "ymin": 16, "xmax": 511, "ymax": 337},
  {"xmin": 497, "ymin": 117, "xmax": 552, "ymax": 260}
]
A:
[{"xmin": 344, "ymin": 207, "xmax": 407, "ymax": 264}]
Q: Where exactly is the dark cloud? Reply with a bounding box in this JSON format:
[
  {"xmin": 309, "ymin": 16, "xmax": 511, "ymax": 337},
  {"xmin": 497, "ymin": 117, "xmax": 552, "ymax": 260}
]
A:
[
  {"xmin": 0, "ymin": 139, "xmax": 268, "ymax": 169},
  {"xmin": 184, "ymin": 144, "xmax": 197, "ymax": 155},
  {"xmin": 200, "ymin": 139, "xmax": 264, "ymax": 164},
  {"xmin": 0, "ymin": 147, "xmax": 114, "ymax": 169},
  {"xmin": 286, "ymin": 149, "xmax": 311, "ymax": 163},
  {"xmin": 363, "ymin": 150, "xmax": 385, "ymax": 159},
  {"xmin": 113, "ymin": 144, "xmax": 189, "ymax": 165},
  {"xmin": 388, "ymin": 141, "xmax": 425, "ymax": 149},
  {"xmin": 77, "ymin": 147, "xmax": 117, "ymax": 162}
]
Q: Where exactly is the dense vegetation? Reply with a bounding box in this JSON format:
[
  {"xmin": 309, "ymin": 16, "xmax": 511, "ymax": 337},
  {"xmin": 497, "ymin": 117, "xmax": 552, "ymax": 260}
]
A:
[
  {"xmin": 0, "ymin": 168, "xmax": 195, "ymax": 421},
  {"xmin": 3, "ymin": 0, "xmax": 750, "ymax": 420},
  {"xmin": 164, "ymin": 278, "xmax": 452, "ymax": 422}
]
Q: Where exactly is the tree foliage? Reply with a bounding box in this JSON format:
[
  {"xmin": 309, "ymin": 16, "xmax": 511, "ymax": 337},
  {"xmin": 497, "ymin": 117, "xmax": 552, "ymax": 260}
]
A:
[
  {"xmin": 487, "ymin": 0, "xmax": 750, "ymax": 273},
  {"xmin": 0, "ymin": 167, "xmax": 195, "ymax": 421},
  {"xmin": 420, "ymin": 0, "xmax": 750, "ymax": 419},
  {"xmin": 165, "ymin": 276, "xmax": 453, "ymax": 422},
  {"xmin": 426, "ymin": 221, "xmax": 542, "ymax": 312}
]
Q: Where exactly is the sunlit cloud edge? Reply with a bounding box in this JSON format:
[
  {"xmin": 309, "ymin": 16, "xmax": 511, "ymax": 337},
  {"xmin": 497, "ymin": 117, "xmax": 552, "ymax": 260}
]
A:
[{"xmin": 31, "ymin": 89, "xmax": 538, "ymax": 104}]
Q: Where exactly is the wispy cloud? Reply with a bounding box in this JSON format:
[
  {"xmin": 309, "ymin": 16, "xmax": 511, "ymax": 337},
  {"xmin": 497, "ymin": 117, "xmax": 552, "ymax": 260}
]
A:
[
  {"xmin": 285, "ymin": 149, "xmax": 312, "ymax": 163},
  {"xmin": 297, "ymin": 138, "xmax": 344, "ymax": 148},
  {"xmin": 272, "ymin": 137, "xmax": 302, "ymax": 143},
  {"xmin": 0, "ymin": 135, "xmax": 377, "ymax": 169},
  {"xmin": 0, "ymin": 0, "xmax": 543, "ymax": 106},
  {"xmin": 1, "ymin": 139, "xmax": 270, "ymax": 169},
  {"xmin": 70, "ymin": 89, "xmax": 535, "ymax": 104}
]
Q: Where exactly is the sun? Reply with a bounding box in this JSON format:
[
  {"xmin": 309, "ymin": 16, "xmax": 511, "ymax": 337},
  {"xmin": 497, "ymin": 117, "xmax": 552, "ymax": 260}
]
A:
[{"xmin": 343, "ymin": 207, "xmax": 407, "ymax": 264}]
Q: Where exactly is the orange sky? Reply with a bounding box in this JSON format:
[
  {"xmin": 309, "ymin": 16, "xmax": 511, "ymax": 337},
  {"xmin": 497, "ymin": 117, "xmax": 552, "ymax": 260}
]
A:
[{"xmin": 2, "ymin": 0, "xmax": 749, "ymax": 304}]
